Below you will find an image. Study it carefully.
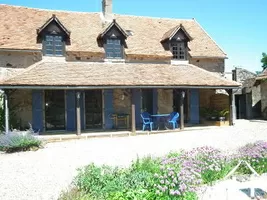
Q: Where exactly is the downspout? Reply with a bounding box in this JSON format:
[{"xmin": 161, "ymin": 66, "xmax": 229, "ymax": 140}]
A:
[{"xmin": 4, "ymin": 92, "xmax": 9, "ymax": 134}]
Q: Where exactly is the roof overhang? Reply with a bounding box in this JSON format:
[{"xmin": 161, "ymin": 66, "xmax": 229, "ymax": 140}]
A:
[{"xmin": 0, "ymin": 85, "xmax": 240, "ymax": 90}]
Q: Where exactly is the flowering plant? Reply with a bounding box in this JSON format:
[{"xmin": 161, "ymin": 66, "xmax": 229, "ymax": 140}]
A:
[{"xmin": 234, "ymin": 141, "xmax": 267, "ymax": 174}]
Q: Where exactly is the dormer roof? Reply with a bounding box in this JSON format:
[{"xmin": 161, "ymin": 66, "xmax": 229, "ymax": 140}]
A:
[
  {"xmin": 37, "ymin": 14, "xmax": 71, "ymax": 37},
  {"xmin": 161, "ymin": 24, "xmax": 193, "ymax": 42},
  {"xmin": 98, "ymin": 19, "xmax": 128, "ymax": 39}
]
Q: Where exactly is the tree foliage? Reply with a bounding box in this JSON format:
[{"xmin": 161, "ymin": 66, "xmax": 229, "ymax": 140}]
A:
[{"xmin": 261, "ymin": 52, "xmax": 267, "ymax": 70}]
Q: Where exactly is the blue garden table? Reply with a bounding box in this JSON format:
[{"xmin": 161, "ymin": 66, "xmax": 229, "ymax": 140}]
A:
[{"xmin": 151, "ymin": 114, "xmax": 170, "ymax": 130}]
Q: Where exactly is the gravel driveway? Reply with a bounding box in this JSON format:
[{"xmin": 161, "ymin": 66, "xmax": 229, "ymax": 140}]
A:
[{"xmin": 0, "ymin": 119, "xmax": 266, "ymax": 200}]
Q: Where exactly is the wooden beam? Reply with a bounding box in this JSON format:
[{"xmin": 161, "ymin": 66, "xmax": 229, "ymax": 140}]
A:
[
  {"xmin": 76, "ymin": 92, "xmax": 81, "ymax": 135},
  {"xmin": 180, "ymin": 91, "xmax": 185, "ymax": 130},
  {"xmin": 131, "ymin": 104, "xmax": 136, "ymax": 133},
  {"xmin": 228, "ymin": 89, "xmax": 234, "ymax": 126}
]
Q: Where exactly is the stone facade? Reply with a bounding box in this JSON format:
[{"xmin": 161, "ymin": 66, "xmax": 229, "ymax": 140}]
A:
[
  {"xmin": 190, "ymin": 58, "xmax": 225, "ymax": 73},
  {"xmin": 0, "ymin": 51, "xmax": 42, "ymax": 69},
  {"xmin": 158, "ymin": 89, "xmax": 173, "ymax": 113},
  {"xmin": 232, "ymin": 67, "xmax": 261, "ymax": 119},
  {"xmin": 261, "ymin": 81, "xmax": 267, "ymax": 119},
  {"xmin": 113, "ymin": 89, "xmax": 131, "ymax": 115}
]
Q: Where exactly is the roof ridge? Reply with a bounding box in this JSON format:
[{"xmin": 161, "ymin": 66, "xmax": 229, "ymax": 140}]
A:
[
  {"xmin": 115, "ymin": 13, "xmax": 195, "ymax": 21},
  {"xmin": 1, "ymin": 4, "xmax": 195, "ymax": 21},
  {"xmin": 0, "ymin": 4, "xmax": 100, "ymax": 14},
  {"xmin": 192, "ymin": 18, "xmax": 227, "ymax": 58}
]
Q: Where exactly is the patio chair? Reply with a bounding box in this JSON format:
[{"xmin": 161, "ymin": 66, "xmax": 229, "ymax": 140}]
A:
[
  {"xmin": 167, "ymin": 112, "xmax": 179, "ymax": 129},
  {"xmin": 140, "ymin": 112, "xmax": 153, "ymax": 131}
]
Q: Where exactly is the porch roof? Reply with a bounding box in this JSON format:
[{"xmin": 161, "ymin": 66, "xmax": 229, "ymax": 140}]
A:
[{"xmin": 0, "ymin": 60, "xmax": 240, "ymax": 89}]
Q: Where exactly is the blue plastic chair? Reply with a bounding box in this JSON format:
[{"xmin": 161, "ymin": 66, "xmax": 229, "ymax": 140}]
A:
[
  {"xmin": 168, "ymin": 112, "xmax": 179, "ymax": 129},
  {"xmin": 140, "ymin": 112, "xmax": 153, "ymax": 131}
]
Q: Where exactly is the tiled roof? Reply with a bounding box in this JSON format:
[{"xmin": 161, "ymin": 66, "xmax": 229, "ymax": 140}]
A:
[
  {"xmin": 256, "ymin": 68, "xmax": 267, "ymax": 80},
  {"xmin": 0, "ymin": 59, "xmax": 240, "ymax": 88},
  {"xmin": 0, "ymin": 4, "xmax": 226, "ymax": 58}
]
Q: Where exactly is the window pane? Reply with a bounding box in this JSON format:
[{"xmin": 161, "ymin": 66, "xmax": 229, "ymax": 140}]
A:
[
  {"xmin": 44, "ymin": 35, "xmax": 64, "ymax": 56},
  {"xmin": 105, "ymin": 39, "xmax": 122, "ymax": 59}
]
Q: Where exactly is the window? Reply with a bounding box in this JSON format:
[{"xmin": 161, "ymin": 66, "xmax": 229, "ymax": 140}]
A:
[
  {"xmin": 171, "ymin": 42, "xmax": 186, "ymax": 60},
  {"xmin": 44, "ymin": 35, "xmax": 64, "ymax": 56},
  {"xmin": 105, "ymin": 39, "xmax": 123, "ymax": 59}
]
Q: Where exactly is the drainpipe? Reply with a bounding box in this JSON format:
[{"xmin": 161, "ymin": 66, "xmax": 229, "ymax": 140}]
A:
[{"xmin": 4, "ymin": 92, "xmax": 9, "ymax": 134}]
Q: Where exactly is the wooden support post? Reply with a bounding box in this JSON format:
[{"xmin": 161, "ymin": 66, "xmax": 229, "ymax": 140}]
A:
[
  {"xmin": 228, "ymin": 89, "xmax": 234, "ymax": 126},
  {"xmin": 131, "ymin": 104, "xmax": 136, "ymax": 133},
  {"xmin": 76, "ymin": 92, "xmax": 81, "ymax": 135},
  {"xmin": 180, "ymin": 91, "xmax": 185, "ymax": 130},
  {"xmin": 4, "ymin": 91, "xmax": 9, "ymax": 134}
]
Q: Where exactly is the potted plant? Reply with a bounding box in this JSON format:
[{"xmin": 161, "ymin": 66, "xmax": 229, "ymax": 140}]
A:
[{"xmin": 217, "ymin": 109, "xmax": 229, "ymax": 121}]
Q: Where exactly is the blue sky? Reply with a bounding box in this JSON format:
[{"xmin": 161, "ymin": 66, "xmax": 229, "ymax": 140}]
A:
[{"xmin": 1, "ymin": 0, "xmax": 267, "ymax": 73}]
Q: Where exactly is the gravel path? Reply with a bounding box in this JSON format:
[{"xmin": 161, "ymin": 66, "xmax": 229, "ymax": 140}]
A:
[{"xmin": 0, "ymin": 119, "xmax": 266, "ymax": 200}]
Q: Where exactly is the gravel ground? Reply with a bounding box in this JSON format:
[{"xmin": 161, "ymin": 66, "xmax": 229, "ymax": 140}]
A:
[{"xmin": 0, "ymin": 119, "xmax": 266, "ymax": 200}]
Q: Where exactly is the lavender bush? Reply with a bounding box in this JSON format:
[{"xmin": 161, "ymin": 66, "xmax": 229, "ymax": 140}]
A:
[
  {"xmin": 234, "ymin": 141, "xmax": 267, "ymax": 174},
  {"xmin": 0, "ymin": 131, "xmax": 42, "ymax": 153}
]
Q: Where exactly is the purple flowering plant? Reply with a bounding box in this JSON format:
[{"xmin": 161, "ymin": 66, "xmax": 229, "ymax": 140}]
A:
[{"xmin": 234, "ymin": 141, "xmax": 267, "ymax": 174}]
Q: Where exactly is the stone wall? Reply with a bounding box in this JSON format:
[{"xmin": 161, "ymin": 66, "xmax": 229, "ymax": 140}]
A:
[
  {"xmin": 8, "ymin": 89, "xmax": 32, "ymax": 129},
  {"xmin": 190, "ymin": 58, "xmax": 225, "ymax": 73},
  {"xmin": 0, "ymin": 51, "xmax": 42, "ymax": 68},
  {"xmin": 261, "ymin": 81, "xmax": 267, "ymax": 119},
  {"xmin": 113, "ymin": 89, "xmax": 131, "ymax": 115},
  {"xmin": 158, "ymin": 89, "xmax": 173, "ymax": 113}
]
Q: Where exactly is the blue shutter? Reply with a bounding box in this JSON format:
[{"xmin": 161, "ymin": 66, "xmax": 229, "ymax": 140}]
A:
[
  {"xmin": 66, "ymin": 90, "xmax": 76, "ymax": 131},
  {"xmin": 32, "ymin": 90, "xmax": 43, "ymax": 132},
  {"xmin": 132, "ymin": 89, "xmax": 141, "ymax": 129},
  {"xmin": 190, "ymin": 89, "xmax": 200, "ymax": 124},
  {"xmin": 80, "ymin": 91, "xmax": 85, "ymax": 130},
  {"xmin": 104, "ymin": 89, "xmax": 114, "ymax": 129},
  {"xmin": 152, "ymin": 89, "xmax": 158, "ymax": 114}
]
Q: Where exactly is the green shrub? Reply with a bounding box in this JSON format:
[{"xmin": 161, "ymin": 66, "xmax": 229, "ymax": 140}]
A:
[
  {"xmin": 130, "ymin": 155, "xmax": 161, "ymax": 174},
  {"xmin": 0, "ymin": 132, "xmax": 42, "ymax": 153}
]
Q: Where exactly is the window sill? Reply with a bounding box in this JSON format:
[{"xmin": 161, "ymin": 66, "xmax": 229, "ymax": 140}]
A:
[
  {"xmin": 171, "ymin": 60, "xmax": 189, "ymax": 65},
  {"xmin": 104, "ymin": 58, "xmax": 125, "ymax": 63}
]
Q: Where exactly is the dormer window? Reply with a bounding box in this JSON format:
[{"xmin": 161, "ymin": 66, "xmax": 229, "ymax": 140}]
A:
[
  {"xmin": 98, "ymin": 19, "xmax": 128, "ymax": 60},
  {"xmin": 44, "ymin": 35, "xmax": 64, "ymax": 56},
  {"xmin": 105, "ymin": 38, "xmax": 122, "ymax": 59},
  {"xmin": 161, "ymin": 24, "xmax": 192, "ymax": 61},
  {"xmin": 171, "ymin": 42, "xmax": 186, "ymax": 60},
  {"xmin": 37, "ymin": 14, "xmax": 70, "ymax": 57}
]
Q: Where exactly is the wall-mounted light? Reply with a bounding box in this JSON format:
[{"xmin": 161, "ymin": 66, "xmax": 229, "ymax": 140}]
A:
[{"xmin": 77, "ymin": 92, "xmax": 80, "ymax": 99}]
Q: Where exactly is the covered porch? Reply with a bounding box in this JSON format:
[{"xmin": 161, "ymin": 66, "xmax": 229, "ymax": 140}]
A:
[
  {"xmin": 0, "ymin": 61, "xmax": 240, "ymax": 134},
  {"xmin": 3, "ymin": 87, "xmax": 235, "ymax": 135}
]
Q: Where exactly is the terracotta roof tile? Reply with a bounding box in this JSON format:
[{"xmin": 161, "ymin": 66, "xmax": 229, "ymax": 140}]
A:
[
  {"xmin": 0, "ymin": 60, "xmax": 240, "ymax": 88},
  {"xmin": 0, "ymin": 4, "xmax": 226, "ymax": 58}
]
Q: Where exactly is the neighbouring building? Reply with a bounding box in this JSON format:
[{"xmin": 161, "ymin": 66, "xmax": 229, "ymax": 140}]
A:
[
  {"xmin": 255, "ymin": 69, "xmax": 267, "ymax": 119},
  {"xmin": 232, "ymin": 67, "xmax": 261, "ymax": 119},
  {"xmin": 0, "ymin": 1, "xmax": 240, "ymax": 133}
]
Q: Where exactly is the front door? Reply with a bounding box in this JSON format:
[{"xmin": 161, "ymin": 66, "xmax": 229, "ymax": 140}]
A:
[{"xmin": 85, "ymin": 90, "xmax": 103, "ymax": 129}]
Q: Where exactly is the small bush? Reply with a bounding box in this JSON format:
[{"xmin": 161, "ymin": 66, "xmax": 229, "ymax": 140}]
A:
[{"xmin": 0, "ymin": 132, "xmax": 42, "ymax": 153}]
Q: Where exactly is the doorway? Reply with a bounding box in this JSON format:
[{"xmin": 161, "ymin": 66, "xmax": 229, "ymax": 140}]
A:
[
  {"xmin": 45, "ymin": 90, "xmax": 65, "ymax": 131},
  {"xmin": 85, "ymin": 90, "xmax": 103, "ymax": 129}
]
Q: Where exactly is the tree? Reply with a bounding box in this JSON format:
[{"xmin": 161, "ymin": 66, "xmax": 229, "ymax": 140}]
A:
[{"xmin": 261, "ymin": 52, "xmax": 267, "ymax": 70}]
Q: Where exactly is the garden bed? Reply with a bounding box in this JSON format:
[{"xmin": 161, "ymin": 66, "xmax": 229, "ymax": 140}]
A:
[{"xmin": 59, "ymin": 141, "xmax": 267, "ymax": 200}]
